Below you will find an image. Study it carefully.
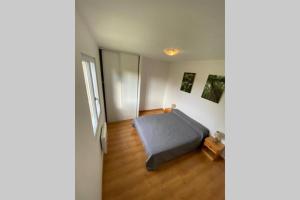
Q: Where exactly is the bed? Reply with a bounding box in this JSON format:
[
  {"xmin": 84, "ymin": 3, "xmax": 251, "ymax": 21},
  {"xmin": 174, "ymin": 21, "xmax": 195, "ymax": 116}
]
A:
[{"xmin": 133, "ymin": 109, "xmax": 209, "ymax": 170}]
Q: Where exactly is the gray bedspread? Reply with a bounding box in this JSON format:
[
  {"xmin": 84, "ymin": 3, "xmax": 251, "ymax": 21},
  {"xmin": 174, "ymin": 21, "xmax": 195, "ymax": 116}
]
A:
[{"xmin": 133, "ymin": 109, "xmax": 209, "ymax": 170}]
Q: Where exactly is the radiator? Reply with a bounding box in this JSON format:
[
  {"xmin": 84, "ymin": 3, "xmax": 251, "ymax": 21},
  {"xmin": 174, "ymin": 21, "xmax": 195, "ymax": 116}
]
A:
[{"xmin": 100, "ymin": 123, "xmax": 107, "ymax": 154}]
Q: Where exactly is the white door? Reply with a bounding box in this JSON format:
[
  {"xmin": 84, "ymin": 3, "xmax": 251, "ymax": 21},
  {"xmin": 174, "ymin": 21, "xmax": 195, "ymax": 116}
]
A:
[{"xmin": 102, "ymin": 50, "xmax": 139, "ymax": 122}]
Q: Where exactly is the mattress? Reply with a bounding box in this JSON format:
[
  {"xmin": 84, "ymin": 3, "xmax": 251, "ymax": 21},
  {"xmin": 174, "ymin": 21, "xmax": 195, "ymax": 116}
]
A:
[{"xmin": 133, "ymin": 109, "xmax": 209, "ymax": 170}]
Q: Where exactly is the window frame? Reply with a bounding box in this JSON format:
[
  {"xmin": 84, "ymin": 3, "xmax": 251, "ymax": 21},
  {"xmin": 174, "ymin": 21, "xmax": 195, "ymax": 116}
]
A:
[{"xmin": 81, "ymin": 53, "xmax": 101, "ymax": 135}]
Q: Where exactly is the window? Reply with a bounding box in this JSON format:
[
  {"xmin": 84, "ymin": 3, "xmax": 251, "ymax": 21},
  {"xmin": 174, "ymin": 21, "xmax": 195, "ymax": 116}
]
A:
[{"xmin": 81, "ymin": 54, "xmax": 101, "ymax": 135}]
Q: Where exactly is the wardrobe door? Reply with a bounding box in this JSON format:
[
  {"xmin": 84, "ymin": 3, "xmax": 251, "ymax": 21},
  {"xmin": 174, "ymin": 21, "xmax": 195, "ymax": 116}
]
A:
[
  {"xmin": 102, "ymin": 50, "xmax": 139, "ymax": 122},
  {"xmin": 102, "ymin": 50, "xmax": 122, "ymax": 122},
  {"xmin": 119, "ymin": 53, "xmax": 139, "ymax": 120}
]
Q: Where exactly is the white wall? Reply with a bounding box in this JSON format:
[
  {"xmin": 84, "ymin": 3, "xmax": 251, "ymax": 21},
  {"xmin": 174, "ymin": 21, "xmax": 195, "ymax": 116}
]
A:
[
  {"xmin": 139, "ymin": 57, "xmax": 170, "ymax": 110},
  {"xmin": 164, "ymin": 60, "xmax": 225, "ymax": 143},
  {"xmin": 76, "ymin": 10, "xmax": 105, "ymax": 200}
]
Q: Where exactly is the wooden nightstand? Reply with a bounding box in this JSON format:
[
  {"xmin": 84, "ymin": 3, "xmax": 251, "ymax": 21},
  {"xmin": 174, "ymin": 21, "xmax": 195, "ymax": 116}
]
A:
[
  {"xmin": 202, "ymin": 136, "xmax": 224, "ymax": 161},
  {"xmin": 164, "ymin": 108, "xmax": 172, "ymax": 113}
]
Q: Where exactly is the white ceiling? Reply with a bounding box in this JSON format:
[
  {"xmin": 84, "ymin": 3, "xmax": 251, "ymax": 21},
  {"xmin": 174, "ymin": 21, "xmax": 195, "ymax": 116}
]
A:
[{"xmin": 76, "ymin": 0, "xmax": 224, "ymax": 62}]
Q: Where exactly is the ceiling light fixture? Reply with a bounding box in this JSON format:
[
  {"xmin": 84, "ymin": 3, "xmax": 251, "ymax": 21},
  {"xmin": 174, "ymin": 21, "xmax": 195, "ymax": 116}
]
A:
[{"xmin": 163, "ymin": 48, "xmax": 180, "ymax": 56}]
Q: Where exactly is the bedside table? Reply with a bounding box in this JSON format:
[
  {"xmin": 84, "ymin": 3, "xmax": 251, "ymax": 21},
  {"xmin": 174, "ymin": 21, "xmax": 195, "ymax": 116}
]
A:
[
  {"xmin": 164, "ymin": 108, "xmax": 172, "ymax": 113},
  {"xmin": 202, "ymin": 136, "xmax": 224, "ymax": 161}
]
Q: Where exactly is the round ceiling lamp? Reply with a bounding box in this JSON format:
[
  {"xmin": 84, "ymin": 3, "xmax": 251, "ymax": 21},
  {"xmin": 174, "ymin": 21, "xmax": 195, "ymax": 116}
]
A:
[{"xmin": 163, "ymin": 48, "xmax": 180, "ymax": 56}]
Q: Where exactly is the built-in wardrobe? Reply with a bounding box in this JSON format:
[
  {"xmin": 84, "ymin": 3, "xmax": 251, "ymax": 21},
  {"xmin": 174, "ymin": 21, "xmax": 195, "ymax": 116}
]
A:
[{"xmin": 100, "ymin": 49, "xmax": 140, "ymax": 122}]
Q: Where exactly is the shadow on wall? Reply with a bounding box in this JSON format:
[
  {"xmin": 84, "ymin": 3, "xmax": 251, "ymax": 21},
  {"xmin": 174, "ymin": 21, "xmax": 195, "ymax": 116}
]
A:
[
  {"xmin": 107, "ymin": 68, "xmax": 138, "ymax": 116},
  {"xmin": 140, "ymin": 76, "xmax": 166, "ymax": 108},
  {"xmin": 139, "ymin": 57, "xmax": 170, "ymax": 110}
]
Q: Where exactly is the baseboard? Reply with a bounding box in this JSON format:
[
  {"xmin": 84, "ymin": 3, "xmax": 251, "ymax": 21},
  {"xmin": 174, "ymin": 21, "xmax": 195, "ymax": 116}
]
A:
[
  {"xmin": 107, "ymin": 119, "xmax": 133, "ymax": 124},
  {"xmin": 139, "ymin": 108, "xmax": 163, "ymax": 112}
]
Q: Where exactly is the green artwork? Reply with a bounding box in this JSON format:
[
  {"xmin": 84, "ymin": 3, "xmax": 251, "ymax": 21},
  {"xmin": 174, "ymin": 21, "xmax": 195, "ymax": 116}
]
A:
[
  {"xmin": 180, "ymin": 72, "xmax": 196, "ymax": 93},
  {"xmin": 201, "ymin": 75, "xmax": 225, "ymax": 103}
]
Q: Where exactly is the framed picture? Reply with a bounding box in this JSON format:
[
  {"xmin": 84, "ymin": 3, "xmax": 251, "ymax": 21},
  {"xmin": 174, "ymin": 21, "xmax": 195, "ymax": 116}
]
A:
[
  {"xmin": 201, "ymin": 75, "xmax": 225, "ymax": 103},
  {"xmin": 180, "ymin": 72, "xmax": 196, "ymax": 93}
]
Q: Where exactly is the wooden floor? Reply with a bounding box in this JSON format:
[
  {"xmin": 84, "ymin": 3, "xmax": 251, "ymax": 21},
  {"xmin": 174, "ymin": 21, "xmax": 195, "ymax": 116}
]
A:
[{"xmin": 103, "ymin": 109, "xmax": 225, "ymax": 200}]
